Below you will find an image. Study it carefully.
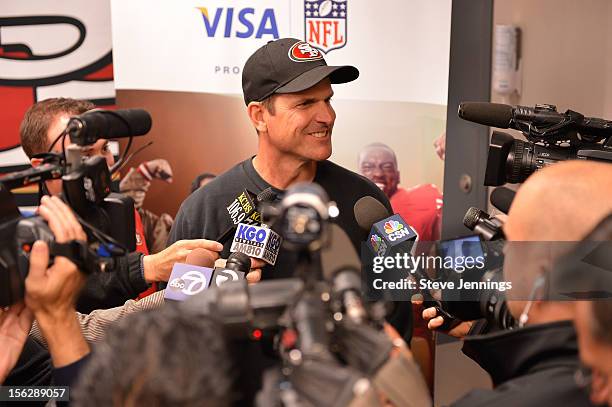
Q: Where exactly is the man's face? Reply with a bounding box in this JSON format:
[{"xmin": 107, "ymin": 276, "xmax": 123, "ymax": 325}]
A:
[
  {"xmin": 359, "ymin": 147, "xmax": 400, "ymax": 198},
  {"xmin": 42, "ymin": 113, "xmax": 115, "ymax": 195},
  {"xmin": 574, "ymin": 301, "xmax": 612, "ymax": 406},
  {"xmin": 261, "ymin": 78, "xmax": 335, "ymax": 163}
]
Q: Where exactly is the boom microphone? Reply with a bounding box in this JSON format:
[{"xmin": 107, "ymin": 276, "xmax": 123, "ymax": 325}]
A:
[
  {"xmin": 67, "ymin": 109, "xmax": 152, "ymax": 146},
  {"xmin": 458, "ymin": 102, "xmax": 612, "ymax": 138}
]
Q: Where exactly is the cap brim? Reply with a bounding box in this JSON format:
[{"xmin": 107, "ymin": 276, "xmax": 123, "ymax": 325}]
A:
[{"xmin": 274, "ymin": 65, "xmax": 359, "ymax": 94}]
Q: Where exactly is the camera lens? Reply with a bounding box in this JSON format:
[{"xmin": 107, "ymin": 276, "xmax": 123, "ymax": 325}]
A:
[{"xmin": 506, "ymin": 139, "xmax": 537, "ymax": 184}]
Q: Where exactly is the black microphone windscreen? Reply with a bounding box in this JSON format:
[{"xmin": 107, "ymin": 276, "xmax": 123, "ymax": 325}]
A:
[
  {"xmin": 80, "ymin": 109, "xmax": 152, "ymax": 139},
  {"xmin": 458, "ymin": 102, "xmax": 513, "ymax": 128},
  {"xmin": 354, "ymin": 196, "xmax": 390, "ymax": 231},
  {"xmin": 490, "ymin": 187, "xmax": 515, "ymax": 214},
  {"xmin": 225, "ymin": 251, "xmax": 251, "ymax": 273},
  {"xmin": 463, "ymin": 207, "xmax": 487, "ymax": 230}
]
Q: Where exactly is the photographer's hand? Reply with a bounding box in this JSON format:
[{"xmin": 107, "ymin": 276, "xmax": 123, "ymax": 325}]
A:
[
  {"xmin": 0, "ymin": 302, "xmax": 34, "ymax": 383},
  {"xmin": 422, "ymin": 306, "xmax": 473, "ymax": 339},
  {"xmin": 25, "ymin": 196, "xmax": 89, "ymax": 367}
]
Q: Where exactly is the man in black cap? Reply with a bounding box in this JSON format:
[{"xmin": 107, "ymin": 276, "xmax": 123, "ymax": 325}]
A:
[
  {"xmin": 169, "ymin": 38, "xmax": 396, "ymax": 284},
  {"xmin": 168, "ymin": 39, "xmax": 411, "ymax": 398}
]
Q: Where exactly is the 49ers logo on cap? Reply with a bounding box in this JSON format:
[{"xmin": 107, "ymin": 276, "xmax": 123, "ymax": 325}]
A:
[{"xmin": 288, "ymin": 41, "xmax": 323, "ymax": 62}]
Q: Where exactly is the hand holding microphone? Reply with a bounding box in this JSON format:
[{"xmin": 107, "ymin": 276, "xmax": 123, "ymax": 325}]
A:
[{"xmin": 143, "ymin": 239, "xmax": 223, "ymax": 283}]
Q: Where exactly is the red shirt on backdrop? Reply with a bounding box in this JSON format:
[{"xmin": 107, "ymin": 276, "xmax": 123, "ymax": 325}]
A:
[{"xmin": 389, "ymin": 184, "xmax": 443, "ymax": 243}]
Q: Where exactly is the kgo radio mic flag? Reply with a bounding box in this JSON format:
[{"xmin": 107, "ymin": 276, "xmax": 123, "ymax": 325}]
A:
[{"xmin": 230, "ymin": 223, "xmax": 282, "ymax": 266}]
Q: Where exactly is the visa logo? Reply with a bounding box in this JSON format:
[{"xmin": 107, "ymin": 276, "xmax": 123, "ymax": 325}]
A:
[{"xmin": 196, "ymin": 7, "xmax": 279, "ymax": 39}]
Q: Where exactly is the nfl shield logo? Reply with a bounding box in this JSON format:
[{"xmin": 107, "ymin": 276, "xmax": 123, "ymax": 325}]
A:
[{"xmin": 304, "ymin": 0, "xmax": 347, "ymax": 54}]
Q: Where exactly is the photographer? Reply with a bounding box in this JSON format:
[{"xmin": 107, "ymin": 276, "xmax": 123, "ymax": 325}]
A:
[
  {"xmin": 19, "ymin": 98, "xmax": 224, "ymax": 312},
  {"xmin": 3, "ymin": 195, "xmax": 91, "ymax": 393},
  {"xmin": 419, "ymin": 160, "xmax": 611, "ymax": 406}
]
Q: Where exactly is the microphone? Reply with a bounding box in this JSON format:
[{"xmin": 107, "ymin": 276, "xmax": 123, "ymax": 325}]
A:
[
  {"xmin": 321, "ymin": 224, "xmax": 367, "ymax": 324},
  {"xmin": 458, "ymin": 102, "xmax": 612, "ymax": 138},
  {"xmin": 354, "ymin": 196, "xmax": 418, "ymax": 258},
  {"xmin": 210, "ymin": 251, "xmax": 250, "ymax": 288},
  {"xmin": 217, "ymin": 187, "xmax": 277, "ymax": 244},
  {"xmin": 164, "ymin": 248, "xmax": 215, "ymax": 302},
  {"xmin": 230, "ymin": 223, "xmax": 282, "ymax": 266},
  {"xmin": 490, "ymin": 186, "xmax": 515, "ymax": 214},
  {"xmin": 67, "ymin": 109, "xmax": 152, "ymax": 146},
  {"xmin": 462, "ymin": 207, "xmax": 505, "ymax": 241}
]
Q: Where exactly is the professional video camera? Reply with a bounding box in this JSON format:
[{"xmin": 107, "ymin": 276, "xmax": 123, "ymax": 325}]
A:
[
  {"xmin": 458, "ymin": 102, "xmax": 612, "ymax": 185},
  {"xmin": 0, "ymin": 108, "xmax": 152, "ymax": 306},
  {"xmin": 185, "ymin": 183, "xmax": 419, "ymax": 407}
]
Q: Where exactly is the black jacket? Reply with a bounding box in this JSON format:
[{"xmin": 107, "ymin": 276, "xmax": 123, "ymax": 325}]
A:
[
  {"xmin": 76, "ymin": 251, "xmax": 149, "ymax": 313},
  {"xmin": 451, "ymin": 320, "xmax": 593, "ymax": 407}
]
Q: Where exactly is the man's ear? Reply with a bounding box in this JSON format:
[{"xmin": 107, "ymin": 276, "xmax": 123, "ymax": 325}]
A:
[
  {"xmin": 247, "ymin": 102, "xmax": 267, "ymax": 134},
  {"xmin": 30, "ymin": 158, "xmax": 43, "ymax": 168}
]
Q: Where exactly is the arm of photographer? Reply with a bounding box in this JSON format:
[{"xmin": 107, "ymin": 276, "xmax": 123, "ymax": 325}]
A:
[
  {"xmin": 76, "ymin": 238, "xmax": 223, "ymax": 313},
  {"xmin": 25, "ymin": 196, "xmax": 91, "ymax": 388}
]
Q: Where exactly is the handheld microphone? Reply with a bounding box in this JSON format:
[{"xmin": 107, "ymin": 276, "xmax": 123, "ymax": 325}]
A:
[
  {"xmin": 217, "ymin": 187, "xmax": 277, "ymax": 244},
  {"xmin": 210, "ymin": 251, "xmax": 250, "ymax": 288},
  {"xmin": 67, "ymin": 109, "xmax": 152, "ymax": 146},
  {"xmin": 354, "ymin": 196, "xmax": 418, "ymax": 258},
  {"xmin": 462, "ymin": 207, "xmax": 505, "ymax": 241},
  {"xmin": 164, "ymin": 248, "xmax": 215, "ymax": 302},
  {"xmin": 490, "ymin": 186, "xmax": 515, "ymax": 214},
  {"xmin": 230, "ymin": 223, "xmax": 282, "ymax": 266}
]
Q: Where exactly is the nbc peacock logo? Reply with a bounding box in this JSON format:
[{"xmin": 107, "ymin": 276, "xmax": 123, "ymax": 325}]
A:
[
  {"xmin": 384, "ymin": 220, "xmax": 404, "ymax": 234},
  {"xmin": 370, "ymin": 234, "xmax": 383, "ymax": 252}
]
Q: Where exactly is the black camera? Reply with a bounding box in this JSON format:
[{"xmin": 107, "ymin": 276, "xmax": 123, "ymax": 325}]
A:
[
  {"xmin": 459, "ymin": 102, "xmax": 612, "ymax": 185},
  {"xmin": 0, "ymin": 108, "xmax": 152, "ymax": 306}
]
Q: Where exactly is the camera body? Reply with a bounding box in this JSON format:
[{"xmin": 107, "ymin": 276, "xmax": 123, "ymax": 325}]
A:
[{"xmin": 0, "ymin": 108, "xmax": 149, "ymax": 306}]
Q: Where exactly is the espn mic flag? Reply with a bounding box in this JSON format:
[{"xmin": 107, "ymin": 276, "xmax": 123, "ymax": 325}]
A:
[
  {"xmin": 230, "ymin": 223, "xmax": 282, "ymax": 265},
  {"xmin": 368, "ymin": 214, "xmax": 419, "ymax": 257},
  {"xmin": 164, "ymin": 264, "xmax": 214, "ymax": 302}
]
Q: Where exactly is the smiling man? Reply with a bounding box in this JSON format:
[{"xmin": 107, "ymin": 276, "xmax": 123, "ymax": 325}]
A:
[
  {"xmin": 169, "ymin": 38, "xmax": 393, "ymax": 280},
  {"xmin": 167, "ymin": 38, "xmax": 412, "ymax": 401}
]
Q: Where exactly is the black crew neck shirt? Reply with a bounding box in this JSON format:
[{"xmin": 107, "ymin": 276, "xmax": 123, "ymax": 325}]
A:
[
  {"xmin": 168, "ymin": 158, "xmax": 413, "ymax": 404},
  {"xmin": 169, "ymin": 157, "xmax": 392, "ymax": 280}
]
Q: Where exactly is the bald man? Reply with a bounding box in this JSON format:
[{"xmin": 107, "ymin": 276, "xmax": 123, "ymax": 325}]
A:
[{"xmin": 421, "ymin": 161, "xmax": 612, "ymax": 407}]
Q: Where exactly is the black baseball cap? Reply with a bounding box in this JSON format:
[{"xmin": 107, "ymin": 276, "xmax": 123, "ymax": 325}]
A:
[{"xmin": 242, "ymin": 38, "xmax": 359, "ymax": 105}]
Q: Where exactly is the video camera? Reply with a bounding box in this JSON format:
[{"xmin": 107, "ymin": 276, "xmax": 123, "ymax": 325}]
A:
[
  {"xmin": 458, "ymin": 102, "xmax": 612, "ymax": 185},
  {"xmin": 0, "ymin": 108, "xmax": 152, "ymax": 306}
]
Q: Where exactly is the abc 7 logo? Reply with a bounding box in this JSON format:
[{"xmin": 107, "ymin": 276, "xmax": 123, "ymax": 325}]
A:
[{"xmin": 169, "ymin": 271, "xmax": 208, "ymax": 295}]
